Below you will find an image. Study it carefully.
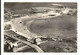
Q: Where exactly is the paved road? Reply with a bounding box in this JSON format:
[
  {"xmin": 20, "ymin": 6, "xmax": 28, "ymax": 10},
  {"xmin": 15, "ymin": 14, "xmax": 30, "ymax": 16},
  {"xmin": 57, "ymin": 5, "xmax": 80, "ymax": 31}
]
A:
[{"xmin": 4, "ymin": 31, "xmax": 44, "ymax": 52}]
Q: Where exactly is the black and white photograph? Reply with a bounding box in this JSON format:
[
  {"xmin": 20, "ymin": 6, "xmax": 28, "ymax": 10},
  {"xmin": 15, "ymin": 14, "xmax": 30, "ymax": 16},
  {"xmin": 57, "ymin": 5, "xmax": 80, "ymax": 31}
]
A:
[{"xmin": 4, "ymin": 2, "xmax": 77, "ymax": 52}]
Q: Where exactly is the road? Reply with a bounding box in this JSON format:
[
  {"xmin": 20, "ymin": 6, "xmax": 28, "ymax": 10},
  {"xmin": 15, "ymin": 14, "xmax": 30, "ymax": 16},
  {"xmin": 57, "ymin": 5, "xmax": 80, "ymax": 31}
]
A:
[{"xmin": 4, "ymin": 31, "xmax": 44, "ymax": 52}]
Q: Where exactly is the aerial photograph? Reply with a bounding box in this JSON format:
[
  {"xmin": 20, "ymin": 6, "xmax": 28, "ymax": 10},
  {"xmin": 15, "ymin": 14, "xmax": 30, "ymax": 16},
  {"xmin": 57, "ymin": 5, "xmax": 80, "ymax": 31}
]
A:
[{"xmin": 4, "ymin": 2, "xmax": 77, "ymax": 52}]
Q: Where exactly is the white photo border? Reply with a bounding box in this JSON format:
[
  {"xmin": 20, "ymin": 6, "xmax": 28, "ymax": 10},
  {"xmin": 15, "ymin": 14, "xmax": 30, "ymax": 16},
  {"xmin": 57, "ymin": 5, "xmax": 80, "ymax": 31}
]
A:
[{"xmin": 1, "ymin": 0, "xmax": 80, "ymax": 55}]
